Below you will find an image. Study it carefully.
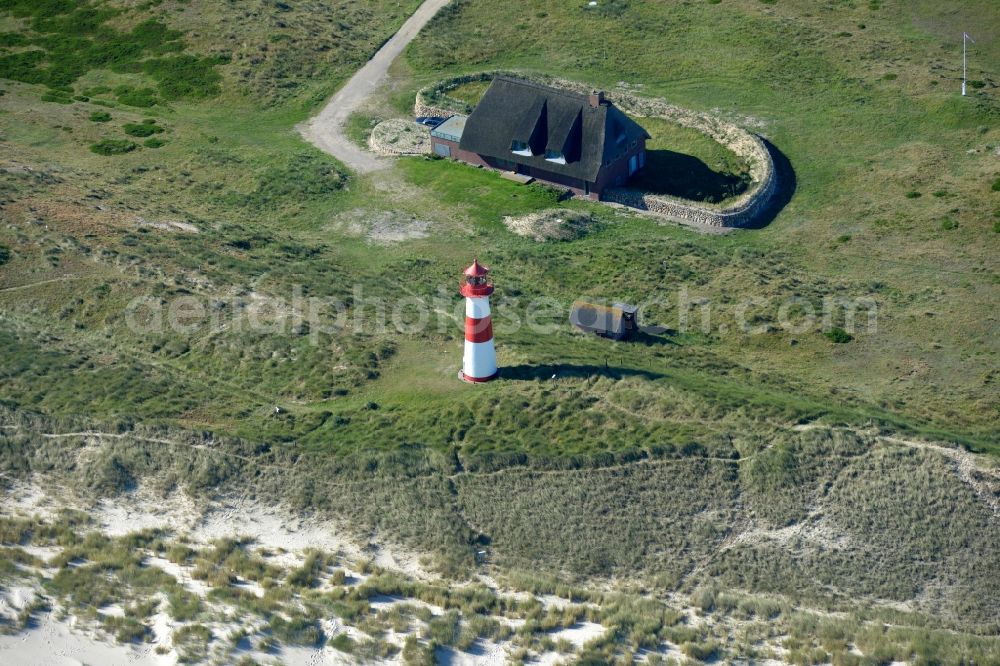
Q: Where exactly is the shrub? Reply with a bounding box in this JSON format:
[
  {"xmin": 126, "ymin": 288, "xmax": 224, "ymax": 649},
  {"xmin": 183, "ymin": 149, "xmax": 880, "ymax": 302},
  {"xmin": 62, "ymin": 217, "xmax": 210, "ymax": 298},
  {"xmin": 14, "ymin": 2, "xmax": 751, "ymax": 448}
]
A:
[
  {"xmin": 89, "ymin": 111, "xmax": 112, "ymax": 122},
  {"xmin": 994, "ymin": 220, "xmax": 1000, "ymax": 233},
  {"xmin": 41, "ymin": 90, "xmax": 73, "ymax": 103},
  {"xmin": 427, "ymin": 610, "xmax": 460, "ymax": 646},
  {"xmin": 328, "ymin": 633, "xmax": 354, "ymax": 653},
  {"xmin": 142, "ymin": 54, "xmax": 223, "ymax": 99},
  {"xmin": 144, "ymin": 137, "xmax": 166, "ymax": 148},
  {"xmin": 124, "ymin": 122, "xmax": 164, "ymax": 137},
  {"xmin": 682, "ymin": 640, "xmax": 719, "ymax": 660},
  {"xmin": 174, "ymin": 624, "xmax": 212, "ymax": 664},
  {"xmin": 166, "ymin": 543, "xmax": 194, "ymax": 564},
  {"xmin": 691, "ymin": 590, "xmax": 716, "ymax": 616},
  {"xmin": 168, "ymin": 589, "xmax": 201, "ymax": 621},
  {"xmin": 90, "ymin": 139, "xmax": 137, "ymax": 156},
  {"xmin": 904, "ymin": 190, "xmax": 921, "ymax": 198},
  {"xmin": 116, "ymin": 87, "xmax": 158, "ymax": 108},
  {"xmin": 824, "ymin": 327, "xmax": 853, "ymax": 343},
  {"xmin": 939, "ymin": 218, "xmax": 958, "ymax": 230},
  {"xmin": 991, "ymin": 177, "xmax": 1000, "ymax": 192},
  {"xmin": 83, "ymin": 454, "xmax": 135, "ymax": 492},
  {"xmin": 227, "ymin": 152, "xmax": 346, "ymax": 208},
  {"xmin": 0, "ymin": 244, "xmax": 10, "ymax": 266},
  {"xmin": 101, "ymin": 614, "xmax": 149, "ymax": 643},
  {"xmin": 401, "ymin": 636, "xmax": 435, "ymax": 666},
  {"xmin": 882, "ymin": 72, "xmax": 897, "ymax": 80},
  {"xmin": 268, "ymin": 615, "xmax": 322, "ymax": 646}
]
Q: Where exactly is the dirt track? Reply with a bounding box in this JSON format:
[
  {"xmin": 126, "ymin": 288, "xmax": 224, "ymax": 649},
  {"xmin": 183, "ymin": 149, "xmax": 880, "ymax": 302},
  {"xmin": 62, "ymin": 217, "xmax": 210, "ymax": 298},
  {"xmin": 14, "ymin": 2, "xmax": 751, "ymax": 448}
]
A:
[{"xmin": 297, "ymin": 0, "xmax": 451, "ymax": 173}]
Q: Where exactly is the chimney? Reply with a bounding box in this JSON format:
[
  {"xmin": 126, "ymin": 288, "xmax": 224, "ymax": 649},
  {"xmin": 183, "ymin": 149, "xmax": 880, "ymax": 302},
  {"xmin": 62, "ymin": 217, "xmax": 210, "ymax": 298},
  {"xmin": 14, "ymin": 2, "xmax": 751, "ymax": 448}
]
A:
[{"xmin": 588, "ymin": 90, "xmax": 605, "ymax": 108}]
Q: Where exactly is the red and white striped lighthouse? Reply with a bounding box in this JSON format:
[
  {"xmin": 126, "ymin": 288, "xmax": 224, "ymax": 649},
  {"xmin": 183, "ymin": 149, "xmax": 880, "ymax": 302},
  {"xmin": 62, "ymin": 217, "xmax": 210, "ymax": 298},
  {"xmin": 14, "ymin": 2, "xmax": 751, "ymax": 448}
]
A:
[{"xmin": 459, "ymin": 259, "xmax": 498, "ymax": 383}]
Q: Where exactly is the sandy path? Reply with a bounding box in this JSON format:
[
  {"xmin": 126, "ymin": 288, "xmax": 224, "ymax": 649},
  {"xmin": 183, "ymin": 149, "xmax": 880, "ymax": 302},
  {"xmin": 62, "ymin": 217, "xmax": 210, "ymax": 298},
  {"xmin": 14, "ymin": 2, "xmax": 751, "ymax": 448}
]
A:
[{"xmin": 298, "ymin": 0, "xmax": 452, "ymax": 173}]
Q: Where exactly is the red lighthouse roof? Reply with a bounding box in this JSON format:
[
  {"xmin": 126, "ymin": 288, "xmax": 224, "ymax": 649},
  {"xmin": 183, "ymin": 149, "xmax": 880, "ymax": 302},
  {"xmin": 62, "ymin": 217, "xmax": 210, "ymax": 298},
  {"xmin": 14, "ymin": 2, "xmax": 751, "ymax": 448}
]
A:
[{"xmin": 464, "ymin": 258, "xmax": 490, "ymax": 277}]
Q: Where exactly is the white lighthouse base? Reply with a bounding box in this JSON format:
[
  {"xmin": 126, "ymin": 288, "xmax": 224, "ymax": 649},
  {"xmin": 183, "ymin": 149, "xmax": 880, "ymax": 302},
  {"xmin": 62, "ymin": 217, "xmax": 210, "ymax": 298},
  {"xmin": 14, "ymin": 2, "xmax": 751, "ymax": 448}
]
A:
[
  {"xmin": 461, "ymin": 338, "xmax": 498, "ymax": 383},
  {"xmin": 459, "ymin": 369, "xmax": 498, "ymax": 383}
]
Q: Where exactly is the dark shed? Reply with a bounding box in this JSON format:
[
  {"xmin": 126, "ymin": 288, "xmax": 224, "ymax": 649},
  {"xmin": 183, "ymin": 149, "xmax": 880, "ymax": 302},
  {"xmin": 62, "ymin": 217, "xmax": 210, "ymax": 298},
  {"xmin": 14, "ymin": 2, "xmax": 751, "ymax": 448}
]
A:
[{"xmin": 570, "ymin": 301, "xmax": 640, "ymax": 340}]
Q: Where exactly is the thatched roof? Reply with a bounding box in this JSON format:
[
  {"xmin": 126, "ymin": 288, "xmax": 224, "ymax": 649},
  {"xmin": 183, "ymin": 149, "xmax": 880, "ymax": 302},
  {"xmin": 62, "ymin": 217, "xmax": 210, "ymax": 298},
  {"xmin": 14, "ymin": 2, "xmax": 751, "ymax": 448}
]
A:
[{"xmin": 459, "ymin": 77, "xmax": 649, "ymax": 183}]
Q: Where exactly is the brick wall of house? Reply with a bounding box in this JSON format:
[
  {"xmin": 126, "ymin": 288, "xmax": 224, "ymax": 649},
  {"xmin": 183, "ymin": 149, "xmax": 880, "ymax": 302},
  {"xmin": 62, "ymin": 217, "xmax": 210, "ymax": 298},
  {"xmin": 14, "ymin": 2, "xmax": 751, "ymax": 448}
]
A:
[
  {"xmin": 430, "ymin": 137, "xmax": 460, "ymax": 159},
  {"xmin": 593, "ymin": 138, "xmax": 647, "ymax": 198}
]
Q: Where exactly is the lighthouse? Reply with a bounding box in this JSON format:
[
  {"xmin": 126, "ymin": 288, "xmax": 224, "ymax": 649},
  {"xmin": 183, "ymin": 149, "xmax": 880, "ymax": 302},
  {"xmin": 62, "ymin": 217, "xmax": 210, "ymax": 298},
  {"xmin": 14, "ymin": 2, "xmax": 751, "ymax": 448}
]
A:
[{"xmin": 459, "ymin": 259, "xmax": 498, "ymax": 383}]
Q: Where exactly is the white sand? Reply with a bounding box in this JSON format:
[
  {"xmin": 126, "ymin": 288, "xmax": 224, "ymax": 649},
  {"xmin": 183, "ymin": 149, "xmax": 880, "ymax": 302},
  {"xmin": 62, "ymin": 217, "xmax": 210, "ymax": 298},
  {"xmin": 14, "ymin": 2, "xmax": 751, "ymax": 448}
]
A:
[
  {"xmin": 549, "ymin": 621, "xmax": 606, "ymax": 649},
  {"xmin": 0, "ymin": 612, "xmax": 171, "ymax": 666},
  {"xmin": 435, "ymin": 643, "xmax": 507, "ymax": 665}
]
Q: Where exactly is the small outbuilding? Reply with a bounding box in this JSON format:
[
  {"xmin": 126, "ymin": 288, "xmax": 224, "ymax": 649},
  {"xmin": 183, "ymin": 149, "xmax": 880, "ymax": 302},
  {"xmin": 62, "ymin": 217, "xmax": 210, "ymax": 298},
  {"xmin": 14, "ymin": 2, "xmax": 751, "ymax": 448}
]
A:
[{"xmin": 570, "ymin": 301, "xmax": 639, "ymax": 340}]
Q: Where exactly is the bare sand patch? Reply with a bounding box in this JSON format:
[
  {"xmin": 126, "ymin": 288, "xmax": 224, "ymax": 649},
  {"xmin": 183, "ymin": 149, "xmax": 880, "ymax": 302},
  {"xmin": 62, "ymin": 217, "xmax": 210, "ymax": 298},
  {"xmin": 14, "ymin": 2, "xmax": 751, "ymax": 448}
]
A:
[
  {"xmin": 502, "ymin": 209, "xmax": 596, "ymax": 242},
  {"xmin": 136, "ymin": 218, "xmax": 198, "ymax": 233},
  {"xmin": 331, "ymin": 208, "xmax": 431, "ymax": 244}
]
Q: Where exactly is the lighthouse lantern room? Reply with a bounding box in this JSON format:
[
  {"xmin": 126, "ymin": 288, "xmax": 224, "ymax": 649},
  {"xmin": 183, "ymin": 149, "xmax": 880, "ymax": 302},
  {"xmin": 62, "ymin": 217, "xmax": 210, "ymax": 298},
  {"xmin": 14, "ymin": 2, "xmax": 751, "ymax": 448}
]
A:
[{"xmin": 460, "ymin": 259, "xmax": 498, "ymax": 383}]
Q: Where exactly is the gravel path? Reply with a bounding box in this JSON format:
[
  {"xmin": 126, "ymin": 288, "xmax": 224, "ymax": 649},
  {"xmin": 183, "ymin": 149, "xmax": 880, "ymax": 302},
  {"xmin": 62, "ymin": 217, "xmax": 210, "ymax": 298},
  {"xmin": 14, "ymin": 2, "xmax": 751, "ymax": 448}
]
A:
[{"xmin": 297, "ymin": 0, "xmax": 451, "ymax": 173}]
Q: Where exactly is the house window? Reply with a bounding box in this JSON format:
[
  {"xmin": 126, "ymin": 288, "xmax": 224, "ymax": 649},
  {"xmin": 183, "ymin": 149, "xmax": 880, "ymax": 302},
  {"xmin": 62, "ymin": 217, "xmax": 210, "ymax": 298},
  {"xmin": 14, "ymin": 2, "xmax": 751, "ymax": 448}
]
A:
[
  {"xmin": 511, "ymin": 140, "xmax": 533, "ymax": 156},
  {"xmin": 544, "ymin": 149, "xmax": 566, "ymax": 165},
  {"xmin": 433, "ymin": 142, "xmax": 451, "ymax": 158},
  {"xmin": 638, "ymin": 150, "xmax": 646, "ymax": 169},
  {"xmin": 630, "ymin": 140, "xmax": 637, "ymax": 149}
]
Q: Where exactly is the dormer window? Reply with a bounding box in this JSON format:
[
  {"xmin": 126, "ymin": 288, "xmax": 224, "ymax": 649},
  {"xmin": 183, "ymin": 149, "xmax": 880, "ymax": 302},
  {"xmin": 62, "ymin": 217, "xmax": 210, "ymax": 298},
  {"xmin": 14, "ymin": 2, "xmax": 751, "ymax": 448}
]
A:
[
  {"xmin": 511, "ymin": 140, "xmax": 533, "ymax": 156},
  {"xmin": 544, "ymin": 149, "xmax": 566, "ymax": 165}
]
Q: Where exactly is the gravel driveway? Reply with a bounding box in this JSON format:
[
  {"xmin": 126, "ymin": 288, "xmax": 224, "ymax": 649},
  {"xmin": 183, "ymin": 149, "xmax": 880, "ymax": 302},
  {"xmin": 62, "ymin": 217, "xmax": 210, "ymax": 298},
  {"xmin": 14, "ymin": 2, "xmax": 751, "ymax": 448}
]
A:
[{"xmin": 298, "ymin": 0, "xmax": 452, "ymax": 173}]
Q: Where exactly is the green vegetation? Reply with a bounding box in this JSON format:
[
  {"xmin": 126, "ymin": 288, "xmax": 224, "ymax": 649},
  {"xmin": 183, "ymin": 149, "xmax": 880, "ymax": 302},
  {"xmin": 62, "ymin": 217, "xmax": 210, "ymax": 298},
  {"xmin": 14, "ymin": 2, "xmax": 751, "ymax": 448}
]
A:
[
  {"xmin": 0, "ymin": 1, "xmax": 220, "ymax": 102},
  {"xmin": 123, "ymin": 121, "xmax": 165, "ymax": 137},
  {"xmin": 627, "ymin": 117, "xmax": 750, "ymax": 202},
  {"xmin": 328, "ymin": 632, "xmax": 355, "ymax": 653},
  {"xmin": 115, "ymin": 86, "xmax": 158, "ymax": 107},
  {"xmin": 442, "ymin": 78, "xmax": 491, "ymax": 110},
  {"xmin": 88, "ymin": 111, "xmax": 112, "ymax": 122},
  {"xmin": 89, "ymin": 138, "xmax": 137, "ymax": 155},
  {"xmin": 40, "ymin": 89, "xmax": 73, "ymax": 104},
  {"xmin": 344, "ymin": 111, "xmax": 383, "ymax": 149},
  {"xmin": 174, "ymin": 623, "xmax": 212, "ymax": 663},
  {"xmin": 824, "ymin": 327, "xmax": 853, "ymax": 343}
]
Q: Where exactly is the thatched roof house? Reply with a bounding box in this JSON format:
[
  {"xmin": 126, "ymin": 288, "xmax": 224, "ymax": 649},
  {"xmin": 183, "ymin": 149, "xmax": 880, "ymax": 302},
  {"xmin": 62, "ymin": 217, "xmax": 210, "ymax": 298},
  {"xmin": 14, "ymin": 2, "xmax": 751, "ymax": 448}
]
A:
[{"xmin": 429, "ymin": 77, "xmax": 649, "ymax": 199}]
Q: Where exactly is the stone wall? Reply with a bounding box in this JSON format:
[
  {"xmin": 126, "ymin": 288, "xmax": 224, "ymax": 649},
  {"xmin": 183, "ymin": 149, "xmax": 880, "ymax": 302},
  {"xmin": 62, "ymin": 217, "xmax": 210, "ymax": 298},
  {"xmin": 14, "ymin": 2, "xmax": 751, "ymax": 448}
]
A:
[
  {"xmin": 414, "ymin": 72, "xmax": 780, "ymax": 228},
  {"xmin": 602, "ymin": 168, "xmax": 778, "ymax": 229},
  {"xmin": 368, "ymin": 119, "xmax": 431, "ymax": 156}
]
